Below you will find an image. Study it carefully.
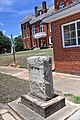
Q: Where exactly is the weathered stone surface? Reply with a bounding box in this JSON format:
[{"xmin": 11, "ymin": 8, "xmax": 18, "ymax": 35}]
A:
[
  {"xmin": 0, "ymin": 114, "xmax": 3, "ymax": 120},
  {"xmin": 21, "ymin": 94, "xmax": 65, "ymax": 118},
  {"xmin": 27, "ymin": 56, "xmax": 54, "ymax": 101}
]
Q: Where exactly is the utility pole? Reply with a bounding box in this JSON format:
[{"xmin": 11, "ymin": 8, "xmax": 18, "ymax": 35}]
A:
[{"xmin": 11, "ymin": 34, "xmax": 16, "ymax": 64}]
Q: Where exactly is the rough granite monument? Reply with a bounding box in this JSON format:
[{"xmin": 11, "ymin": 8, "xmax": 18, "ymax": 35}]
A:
[
  {"xmin": 21, "ymin": 56, "xmax": 65, "ymax": 118},
  {"xmin": 0, "ymin": 114, "xmax": 3, "ymax": 120}
]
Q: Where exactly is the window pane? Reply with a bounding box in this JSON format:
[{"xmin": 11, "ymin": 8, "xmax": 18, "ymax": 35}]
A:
[
  {"xmin": 26, "ymin": 23, "xmax": 28, "ymax": 29},
  {"xmin": 40, "ymin": 22, "xmax": 44, "ymax": 32},
  {"xmin": 71, "ymin": 31, "xmax": 76, "ymax": 38},
  {"xmin": 71, "ymin": 39, "xmax": 76, "ymax": 45},
  {"xmin": 77, "ymin": 30, "xmax": 80, "ymax": 37},
  {"xmin": 78, "ymin": 38, "xmax": 80, "ymax": 45},
  {"xmin": 64, "ymin": 25, "xmax": 69, "ymax": 32},
  {"xmin": 70, "ymin": 23, "xmax": 75, "ymax": 31},
  {"xmin": 64, "ymin": 32, "xmax": 70, "ymax": 39},
  {"xmin": 77, "ymin": 21, "xmax": 80, "ymax": 29},
  {"xmin": 59, "ymin": 2, "xmax": 64, "ymax": 9},
  {"xmin": 65, "ymin": 39, "xmax": 70, "ymax": 46}
]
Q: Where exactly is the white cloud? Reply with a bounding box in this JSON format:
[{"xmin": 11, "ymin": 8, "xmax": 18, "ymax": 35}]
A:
[
  {"xmin": 0, "ymin": 22, "xmax": 4, "ymax": 26},
  {"xmin": 16, "ymin": 9, "xmax": 34, "ymax": 15},
  {"xmin": 0, "ymin": 0, "xmax": 19, "ymax": 12},
  {"xmin": 0, "ymin": 0, "xmax": 17, "ymax": 6},
  {"xmin": 2, "ymin": 30, "xmax": 6, "ymax": 35}
]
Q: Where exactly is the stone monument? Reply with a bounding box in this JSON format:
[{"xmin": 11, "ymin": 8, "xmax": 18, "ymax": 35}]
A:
[
  {"xmin": 21, "ymin": 56, "xmax": 65, "ymax": 118},
  {"xmin": 0, "ymin": 114, "xmax": 3, "ymax": 120}
]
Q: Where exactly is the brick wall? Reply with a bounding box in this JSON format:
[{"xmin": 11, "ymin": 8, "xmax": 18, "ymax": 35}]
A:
[
  {"xmin": 22, "ymin": 21, "xmax": 52, "ymax": 48},
  {"xmin": 22, "ymin": 22, "xmax": 32, "ymax": 48},
  {"xmin": 52, "ymin": 12, "xmax": 80, "ymax": 74},
  {"xmin": 54, "ymin": 0, "xmax": 72, "ymax": 10}
]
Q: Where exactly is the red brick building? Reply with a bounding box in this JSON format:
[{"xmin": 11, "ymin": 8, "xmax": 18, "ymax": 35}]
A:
[
  {"xmin": 20, "ymin": 1, "xmax": 54, "ymax": 49},
  {"xmin": 43, "ymin": 0, "xmax": 80, "ymax": 74}
]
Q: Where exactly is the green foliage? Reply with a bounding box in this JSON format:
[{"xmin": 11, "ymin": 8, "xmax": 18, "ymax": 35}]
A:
[
  {"xmin": 14, "ymin": 35, "xmax": 23, "ymax": 52},
  {"xmin": 64, "ymin": 93, "xmax": 80, "ymax": 104},
  {"xmin": 64, "ymin": 93, "xmax": 73, "ymax": 97},
  {"xmin": 73, "ymin": 96, "xmax": 80, "ymax": 104},
  {"xmin": 0, "ymin": 31, "xmax": 11, "ymax": 54}
]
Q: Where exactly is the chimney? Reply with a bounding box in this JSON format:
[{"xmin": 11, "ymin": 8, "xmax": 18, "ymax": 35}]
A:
[
  {"xmin": 34, "ymin": 6, "xmax": 38, "ymax": 16},
  {"xmin": 54, "ymin": 0, "xmax": 58, "ymax": 10},
  {"xmin": 42, "ymin": 1, "xmax": 47, "ymax": 13}
]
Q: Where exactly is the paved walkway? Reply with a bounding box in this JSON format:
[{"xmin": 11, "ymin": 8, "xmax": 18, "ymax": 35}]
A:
[
  {"xmin": 0, "ymin": 66, "xmax": 80, "ymax": 96},
  {"xmin": 0, "ymin": 66, "xmax": 80, "ymax": 119},
  {"xmin": 0, "ymin": 66, "xmax": 29, "ymax": 80}
]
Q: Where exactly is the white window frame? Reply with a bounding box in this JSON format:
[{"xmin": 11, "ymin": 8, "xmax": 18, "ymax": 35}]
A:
[
  {"xmin": 49, "ymin": 23, "xmax": 52, "ymax": 32},
  {"xmin": 24, "ymin": 31, "xmax": 28, "ymax": 38},
  {"xmin": 40, "ymin": 22, "xmax": 44, "ymax": 32},
  {"xmin": 32, "ymin": 25, "xmax": 36, "ymax": 35},
  {"xmin": 49, "ymin": 36, "xmax": 53, "ymax": 44},
  {"xmin": 62, "ymin": 19, "xmax": 80, "ymax": 48},
  {"xmin": 59, "ymin": 2, "xmax": 65, "ymax": 9},
  {"xmin": 24, "ymin": 41, "xmax": 26, "ymax": 48}
]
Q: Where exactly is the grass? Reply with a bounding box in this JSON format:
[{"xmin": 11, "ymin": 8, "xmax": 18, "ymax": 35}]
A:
[
  {"xmin": 64, "ymin": 93, "xmax": 80, "ymax": 104},
  {"xmin": 0, "ymin": 73, "xmax": 29, "ymax": 103},
  {"xmin": 0, "ymin": 48, "xmax": 53, "ymax": 68}
]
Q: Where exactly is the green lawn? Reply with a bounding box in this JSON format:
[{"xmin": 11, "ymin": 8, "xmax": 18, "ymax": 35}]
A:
[
  {"xmin": 0, "ymin": 73, "xmax": 29, "ymax": 103},
  {"xmin": 0, "ymin": 48, "xmax": 53, "ymax": 68}
]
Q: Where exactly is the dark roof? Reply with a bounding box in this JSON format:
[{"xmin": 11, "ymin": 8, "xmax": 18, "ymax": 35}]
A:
[
  {"xmin": 20, "ymin": 5, "xmax": 54, "ymax": 25},
  {"xmin": 30, "ymin": 5, "xmax": 54, "ymax": 24},
  {"xmin": 20, "ymin": 14, "xmax": 34, "ymax": 24}
]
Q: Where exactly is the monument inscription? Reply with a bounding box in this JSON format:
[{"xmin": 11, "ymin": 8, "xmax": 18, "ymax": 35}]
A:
[{"xmin": 27, "ymin": 56, "xmax": 54, "ymax": 101}]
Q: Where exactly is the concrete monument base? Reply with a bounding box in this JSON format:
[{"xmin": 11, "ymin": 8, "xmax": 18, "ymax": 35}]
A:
[
  {"xmin": 21, "ymin": 94, "xmax": 65, "ymax": 118},
  {"xmin": 8, "ymin": 56, "xmax": 66, "ymax": 119}
]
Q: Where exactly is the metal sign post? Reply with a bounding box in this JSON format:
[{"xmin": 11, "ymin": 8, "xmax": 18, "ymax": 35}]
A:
[{"xmin": 11, "ymin": 34, "xmax": 16, "ymax": 64}]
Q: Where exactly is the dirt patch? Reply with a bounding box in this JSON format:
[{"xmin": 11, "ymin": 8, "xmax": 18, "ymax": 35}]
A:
[{"xmin": 0, "ymin": 73, "xmax": 30, "ymax": 103}]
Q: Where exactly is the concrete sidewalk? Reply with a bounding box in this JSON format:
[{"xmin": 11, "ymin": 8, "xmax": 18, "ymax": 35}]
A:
[
  {"xmin": 0, "ymin": 66, "xmax": 29, "ymax": 80},
  {"xmin": 0, "ymin": 66, "xmax": 80, "ymax": 96},
  {"xmin": 0, "ymin": 66, "xmax": 80, "ymax": 120}
]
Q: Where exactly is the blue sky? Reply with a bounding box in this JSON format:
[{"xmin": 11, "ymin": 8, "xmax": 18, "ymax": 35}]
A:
[{"xmin": 0, "ymin": 0, "xmax": 53, "ymax": 38}]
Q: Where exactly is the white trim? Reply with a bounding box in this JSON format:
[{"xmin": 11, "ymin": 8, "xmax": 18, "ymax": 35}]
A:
[
  {"xmin": 62, "ymin": 19, "xmax": 80, "ymax": 48},
  {"xmin": 62, "ymin": 25, "xmax": 65, "ymax": 48},
  {"xmin": 43, "ymin": 2, "xmax": 80, "ymax": 23},
  {"xmin": 32, "ymin": 25, "xmax": 36, "ymax": 35},
  {"xmin": 62, "ymin": 19, "xmax": 80, "ymax": 27},
  {"xmin": 40, "ymin": 22, "xmax": 44, "ymax": 32},
  {"xmin": 49, "ymin": 36, "xmax": 53, "ymax": 44},
  {"xmin": 49, "ymin": 23, "xmax": 52, "ymax": 32},
  {"xmin": 59, "ymin": 2, "xmax": 65, "ymax": 9},
  {"xmin": 33, "ymin": 32, "xmax": 47, "ymax": 39}
]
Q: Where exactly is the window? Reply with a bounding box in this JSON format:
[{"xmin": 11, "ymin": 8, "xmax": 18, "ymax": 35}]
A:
[
  {"xmin": 23, "ymin": 24, "xmax": 26, "ymax": 30},
  {"xmin": 32, "ymin": 25, "xmax": 36, "ymax": 35},
  {"xmin": 26, "ymin": 23, "xmax": 28, "ymax": 29},
  {"xmin": 49, "ymin": 36, "xmax": 53, "ymax": 44},
  {"xmin": 24, "ymin": 41, "xmax": 26, "ymax": 48},
  {"xmin": 21, "ymin": 24, "xmax": 25, "ymax": 31},
  {"xmin": 59, "ymin": 2, "xmax": 65, "ymax": 9},
  {"xmin": 62, "ymin": 20, "xmax": 80, "ymax": 48},
  {"xmin": 24, "ymin": 31, "xmax": 28, "ymax": 38},
  {"xmin": 40, "ymin": 22, "xmax": 44, "ymax": 32}
]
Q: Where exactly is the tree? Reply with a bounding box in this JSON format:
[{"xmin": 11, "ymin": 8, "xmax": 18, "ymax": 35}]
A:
[
  {"xmin": 0, "ymin": 31, "xmax": 11, "ymax": 54},
  {"xmin": 14, "ymin": 35, "xmax": 23, "ymax": 52}
]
